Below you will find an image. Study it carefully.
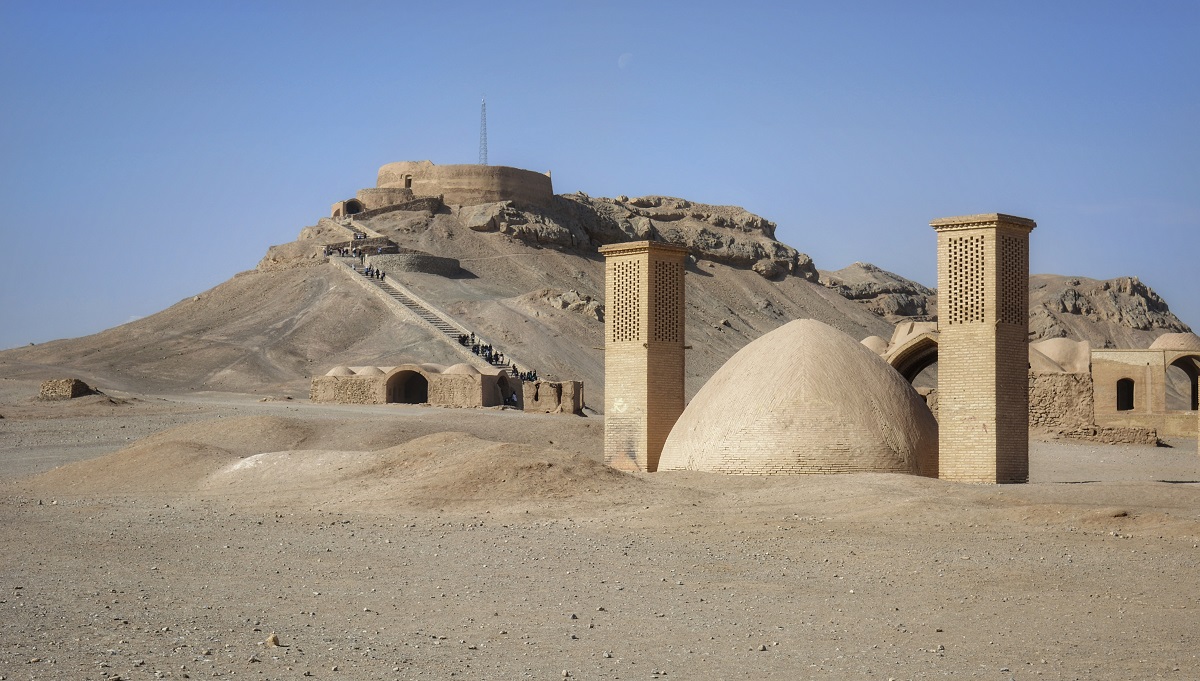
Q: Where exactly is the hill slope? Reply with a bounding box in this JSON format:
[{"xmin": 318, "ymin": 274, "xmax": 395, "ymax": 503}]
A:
[{"xmin": 0, "ymin": 193, "xmax": 1190, "ymax": 403}]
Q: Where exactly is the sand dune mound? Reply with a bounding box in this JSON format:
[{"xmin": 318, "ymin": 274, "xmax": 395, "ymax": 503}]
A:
[
  {"xmin": 30, "ymin": 415, "xmax": 317, "ymax": 494},
  {"xmin": 26, "ymin": 421, "xmax": 637, "ymax": 509},
  {"xmin": 203, "ymin": 431, "xmax": 642, "ymax": 509}
]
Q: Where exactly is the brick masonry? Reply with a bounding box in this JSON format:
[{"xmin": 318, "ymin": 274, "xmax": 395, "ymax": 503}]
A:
[
  {"xmin": 599, "ymin": 241, "xmax": 689, "ymax": 472},
  {"xmin": 1090, "ymin": 349, "xmax": 1200, "ymax": 438},
  {"xmin": 932, "ymin": 214, "xmax": 1035, "ymax": 484}
]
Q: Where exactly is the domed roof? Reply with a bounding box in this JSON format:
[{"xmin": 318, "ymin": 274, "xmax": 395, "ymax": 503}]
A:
[
  {"xmin": 354, "ymin": 366, "xmax": 384, "ymax": 376},
  {"xmin": 1029, "ymin": 338, "xmax": 1090, "ymax": 374},
  {"xmin": 1148, "ymin": 332, "xmax": 1200, "ymax": 351},
  {"xmin": 325, "ymin": 366, "xmax": 354, "ymax": 377},
  {"xmin": 659, "ymin": 319, "xmax": 938, "ymax": 476},
  {"xmin": 860, "ymin": 335, "xmax": 889, "ymax": 356},
  {"xmin": 420, "ymin": 363, "xmax": 447, "ymax": 373},
  {"xmin": 444, "ymin": 363, "xmax": 481, "ymax": 375}
]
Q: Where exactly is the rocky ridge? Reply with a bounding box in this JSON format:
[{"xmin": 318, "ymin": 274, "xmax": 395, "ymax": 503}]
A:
[
  {"xmin": 819, "ymin": 262, "xmax": 936, "ymax": 323},
  {"xmin": 453, "ymin": 194, "xmax": 819, "ymax": 281},
  {"xmin": 1029, "ymin": 274, "xmax": 1191, "ymax": 347}
]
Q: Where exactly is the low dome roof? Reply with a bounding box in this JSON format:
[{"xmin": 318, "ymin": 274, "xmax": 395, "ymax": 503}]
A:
[
  {"xmin": 355, "ymin": 366, "xmax": 384, "ymax": 376},
  {"xmin": 420, "ymin": 363, "xmax": 447, "ymax": 373},
  {"xmin": 1029, "ymin": 338, "xmax": 1090, "ymax": 374},
  {"xmin": 860, "ymin": 335, "xmax": 889, "ymax": 355},
  {"xmin": 445, "ymin": 363, "xmax": 481, "ymax": 375},
  {"xmin": 659, "ymin": 319, "xmax": 937, "ymax": 476},
  {"xmin": 325, "ymin": 366, "xmax": 354, "ymax": 377},
  {"xmin": 1148, "ymin": 332, "xmax": 1200, "ymax": 351}
]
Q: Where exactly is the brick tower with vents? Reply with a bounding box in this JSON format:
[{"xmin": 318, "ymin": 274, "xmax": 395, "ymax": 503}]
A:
[
  {"xmin": 598, "ymin": 240, "xmax": 689, "ymax": 472},
  {"xmin": 931, "ymin": 213, "xmax": 1036, "ymax": 484}
]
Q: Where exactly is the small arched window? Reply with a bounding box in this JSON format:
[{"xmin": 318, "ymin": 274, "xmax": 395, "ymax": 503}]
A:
[{"xmin": 1116, "ymin": 378, "xmax": 1135, "ymax": 411}]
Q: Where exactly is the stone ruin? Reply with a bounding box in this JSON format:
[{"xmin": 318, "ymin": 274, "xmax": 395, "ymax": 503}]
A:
[
  {"xmin": 523, "ymin": 380, "xmax": 584, "ymax": 415},
  {"xmin": 311, "ymin": 363, "xmax": 584, "ymax": 416},
  {"xmin": 39, "ymin": 378, "xmax": 95, "ymax": 400},
  {"xmin": 331, "ymin": 160, "xmax": 554, "ymax": 218},
  {"xmin": 311, "ymin": 363, "xmax": 519, "ymax": 409}
]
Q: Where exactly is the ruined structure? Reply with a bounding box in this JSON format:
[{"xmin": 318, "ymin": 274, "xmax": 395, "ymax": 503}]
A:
[
  {"xmin": 599, "ymin": 240, "xmax": 689, "ymax": 472},
  {"xmin": 332, "ymin": 161, "xmax": 554, "ymax": 217},
  {"xmin": 39, "ymin": 378, "xmax": 94, "ymax": 400},
  {"xmin": 522, "ymin": 380, "xmax": 584, "ymax": 415},
  {"xmin": 658, "ymin": 320, "xmax": 938, "ymax": 475},
  {"xmin": 931, "ymin": 213, "xmax": 1035, "ymax": 483},
  {"xmin": 310, "ymin": 363, "xmax": 521, "ymax": 409}
]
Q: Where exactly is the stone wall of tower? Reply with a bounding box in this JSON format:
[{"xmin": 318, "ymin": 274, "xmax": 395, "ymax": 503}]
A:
[
  {"xmin": 599, "ymin": 241, "xmax": 688, "ymax": 472},
  {"xmin": 932, "ymin": 213, "xmax": 1036, "ymax": 484}
]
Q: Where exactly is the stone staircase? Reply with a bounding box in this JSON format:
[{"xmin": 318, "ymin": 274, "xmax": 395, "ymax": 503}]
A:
[
  {"xmin": 330, "ymin": 257, "xmax": 535, "ymax": 375},
  {"xmin": 361, "ymin": 273, "xmax": 458, "ymax": 336}
]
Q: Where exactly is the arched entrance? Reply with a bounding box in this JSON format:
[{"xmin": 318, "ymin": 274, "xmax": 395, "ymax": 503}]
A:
[
  {"xmin": 886, "ymin": 334, "xmax": 939, "ymax": 384},
  {"xmin": 1166, "ymin": 354, "xmax": 1200, "ymax": 411},
  {"xmin": 386, "ymin": 370, "xmax": 429, "ymax": 404},
  {"xmin": 1116, "ymin": 378, "xmax": 1136, "ymax": 411}
]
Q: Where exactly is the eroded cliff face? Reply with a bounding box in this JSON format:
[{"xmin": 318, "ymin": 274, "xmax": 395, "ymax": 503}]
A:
[
  {"xmin": 819, "ymin": 262, "xmax": 936, "ymax": 323},
  {"xmin": 819, "ymin": 262, "xmax": 1190, "ymax": 350},
  {"xmin": 1029, "ymin": 274, "xmax": 1191, "ymax": 347},
  {"xmin": 457, "ymin": 193, "xmax": 819, "ymax": 281}
]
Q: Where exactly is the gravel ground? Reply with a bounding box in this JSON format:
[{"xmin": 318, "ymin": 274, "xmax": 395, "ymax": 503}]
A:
[{"xmin": 1, "ymin": 383, "xmax": 1198, "ymax": 680}]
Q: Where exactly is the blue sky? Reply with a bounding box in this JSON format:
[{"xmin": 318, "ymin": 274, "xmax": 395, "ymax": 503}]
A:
[{"xmin": 1, "ymin": 1, "xmax": 1196, "ymax": 350}]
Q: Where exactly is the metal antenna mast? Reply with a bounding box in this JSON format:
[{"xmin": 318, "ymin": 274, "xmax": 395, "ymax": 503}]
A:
[{"xmin": 478, "ymin": 97, "xmax": 488, "ymax": 165}]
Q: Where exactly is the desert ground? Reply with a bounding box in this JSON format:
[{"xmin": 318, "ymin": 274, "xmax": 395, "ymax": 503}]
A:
[{"xmin": 1, "ymin": 376, "xmax": 1197, "ymax": 681}]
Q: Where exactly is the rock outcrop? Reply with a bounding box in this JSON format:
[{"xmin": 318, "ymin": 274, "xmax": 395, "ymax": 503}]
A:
[
  {"xmin": 820, "ymin": 262, "xmax": 935, "ymax": 323},
  {"xmin": 459, "ymin": 193, "xmax": 820, "ymax": 281},
  {"xmin": 1029, "ymin": 274, "xmax": 1191, "ymax": 348}
]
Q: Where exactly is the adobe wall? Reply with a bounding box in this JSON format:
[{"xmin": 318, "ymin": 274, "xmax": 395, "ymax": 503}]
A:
[
  {"xmin": 1029, "ymin": 372, "xmax": 1094, "ymax": 432},
  {"xmin": 311, "ymin": 368, "xmax": 520, "ymax": 408},
  {"xmin": 428, "ymin": 374, "xmax": 485, "ymax": 408},
  {"xmin": 310, "ymin": 376, "xmax": 383, "ymax": 404},
  {"xmin": 377, "ymin": 161, "xmax": 553, "ymax": 208},
  {"xmin": 523, "ymin": 380, "xmax": 584, "ymax": 415},
  {"xmin": 1089, "ymin": 349, "xmax": 1199, "ymax": 437},
  {"xmin": 356, "ymin": 187, "xmax": 414, "ymax": 211},
  {"xmin": 367, "ymin": 252, "xmax": 461, "ymax": 277}
]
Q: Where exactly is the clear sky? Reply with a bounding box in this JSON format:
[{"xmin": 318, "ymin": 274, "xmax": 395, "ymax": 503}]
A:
[{"xmin": 1, "ymin": 1, "xmax": 1196, "ymax": 351}]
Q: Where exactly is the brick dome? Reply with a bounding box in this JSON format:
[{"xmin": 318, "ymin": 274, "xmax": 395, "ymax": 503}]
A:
[
  {"xmin": 658, "ymin": 319, "xmax": 938, "ymax": 476},
  {"xmin": 1148, "ymin": 332, "xmax": 1200, "ymax": 351}
]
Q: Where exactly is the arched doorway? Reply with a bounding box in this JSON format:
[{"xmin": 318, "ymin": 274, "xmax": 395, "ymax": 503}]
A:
[
  {"xmin": 1165, "ymin": 354, "xmax": 1200, "ymax": 411},
  {"xmin": 886, "ymin": 334, "xmax": 940, "ymax": 385},
  {"xmin": 1116, "ymin": 378, "xmax": 1136, "ymax": 411},
  {"xmin": 386, "ymin": 370, "xmax": 428, "ymax": 404},
  {"xmin": 345, "ymin": 199, "xmax": 365, "ymax": 215}
]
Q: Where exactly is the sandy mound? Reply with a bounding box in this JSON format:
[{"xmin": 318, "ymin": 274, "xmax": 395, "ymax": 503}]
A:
[
  {"xmin": 30, "ymin": 415, "xmax": 317, "ymax": 494},
  {"xmin": 202, "ymin": 431, "xmax": 643, "ymax": 509}
]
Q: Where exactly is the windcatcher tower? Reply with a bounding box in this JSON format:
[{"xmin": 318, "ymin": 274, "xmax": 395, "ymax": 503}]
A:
[
  {"xmin": 599, "ymin": 240, "xmax": 689, "ymax": 472},
  {"xmin": 931, "ymin": 213, "xmax": 1036, "ymax": 483}
]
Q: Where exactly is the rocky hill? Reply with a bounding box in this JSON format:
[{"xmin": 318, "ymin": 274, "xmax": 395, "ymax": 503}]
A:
[
  {"xmin": 0, "ymin": 193, "xmax": 1190, "ymax": 405},
  {"xmin": 819, "ymin": 262, "xmax": 936, "ymax": 323},
  {"xmin": 1028, "ymin": 274, "xmax": 1191, "ymax": 347},
  {"xmin": 821, "ymin": 262, "xmax": 1190, "ymax": 348}
]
